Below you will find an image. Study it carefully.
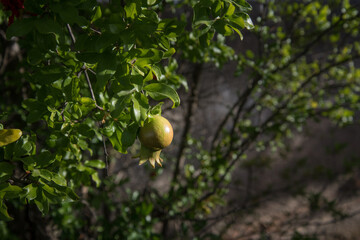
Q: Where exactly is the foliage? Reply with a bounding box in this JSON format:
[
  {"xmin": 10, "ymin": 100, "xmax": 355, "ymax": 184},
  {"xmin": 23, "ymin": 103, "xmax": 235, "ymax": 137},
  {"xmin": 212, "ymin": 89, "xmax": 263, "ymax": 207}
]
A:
[
  {"xmin": 0, "ymin": 0, "xmax": 253, "ymax": 238},
  {"xmin": 1, "ymin": 0, "xmax": 360, "ymax": 239}
]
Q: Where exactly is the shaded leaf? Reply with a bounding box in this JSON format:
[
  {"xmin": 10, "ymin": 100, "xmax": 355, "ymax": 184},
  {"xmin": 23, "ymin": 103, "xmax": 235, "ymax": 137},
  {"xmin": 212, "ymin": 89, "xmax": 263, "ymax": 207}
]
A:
[
  {"xmin": 6, "ymin": 18, "xmax": 35, "ymax": 38},
  {"xmin": 0, "ymin": 183, "xmax": 23, "ymax": 199},
  {"xmin": 144, "ymin": 83, "xmax": 180, "ymax": 108},
  {"xmin": 96, "ymin": 52, "xmax": 117, "ymax": 92},
  {"xmin": 0, "ymin": 162, "xmax": 15, "ymax": 182},
  {"xmin": 121, "ymin": 122, "xmax": 139, "ymax": 149},
  {"xmin": 0, "ymin": 200, "xmax": 13, "ymax": 221}
]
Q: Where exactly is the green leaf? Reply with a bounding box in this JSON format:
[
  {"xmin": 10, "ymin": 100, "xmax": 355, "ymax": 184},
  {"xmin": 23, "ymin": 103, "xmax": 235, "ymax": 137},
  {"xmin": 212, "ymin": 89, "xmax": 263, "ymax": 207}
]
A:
[
  {"xmin": 27, "ymin": 48, "xmax": 45, "ymax": 65},
  {"xmin": 163, "ymin": 48, "xmax": 176, "ymax": 58},
  {"xmin": 124, "ymin": 1, "xmax": 141, "ymax": 19},
  {"xmin": 76, "ymin": 53, "xmax": 99, "ymax": 63},
  {"xmin": 64, "ymin": 77, "xmax": 80, "ymax": 102},
  {"xmin": 241, "ymin": 13, "xmax": 254, "ymax": 29},
  {"xmin": 6, "ymin": 18, "xmax": 35, "ymax": 39},
  {"xmin": 52, "ymin": 174, "xmax": 67, "ymax": 187},
  {"xmin": 193, "ymin": 4, "xmax": 210, "ymax": 23},
  {"xmin": 91, "ymin": 172, "xmax": 101, "ymax": 187},
  {"xmin": 147, "ymin": 0, "xmax": 158, "ymax": 6},
  {"xmin": 51, "ymin": 3, "xmax": 87, "ymax": 26},
  {"xmin": 22, "ymin": 151, "xmax": 57, "ymax": 169},
  {"xmin": 75, "ymin": 35, "xmax": 100, "ymax": 52},
  {"xmin": 23, "ymin": 99, "xmax": 48, "ymax": 123},
  {"xmin": 151, "ymin": 65, "xmax": 162, "ymax": 81},
  {"xmin": 102, "ymin": 122, "xmax": 116, "ymax": 138},
  {"xmin": 158, "ymin": 36, "xmax": 170, "ymax": 50},
  {"xmin": 0, "ymin": 200, "xmax": 13, "ymax": 221},
  {"xmin": 34, "ymin": 187, "xmax": 49, "ymax": 214},
  {"xmin": 96, "ymin": 52, "xmax": 117, "ymax": 92},
  {"xmin": 65, "ymin": 187, "xmax": 79, "ymax": 201},
  {"xmin": 32, "ymin": 65, "xmax": 68, "ymax": 84},
  {"xmin": 23, "ymin": 184, "xmax": 38, "ymax": 201},
  {"xmin": 108, "ymin": 123, "xmax": 126, "ymax": 153},
  {"xmin": 230, "ymin": 0, "xmax": 252, "ymax": 12},
  {"xmin": 35, "ymin": 18, "xmax": 63, "ymax": 40},
  {"xmin": 133, "ymin": 17, "xmax": 158, "ymax": 35},
  {"xmin": 144, "ymin": 83, "xmax": 180, "ymax": 108},
  {"xmin": 80, "ymin": 97, "xmax": 96, "ymax": 106},
  {"xmin": 130, "ymin": 74, "xmax": 144, "ymax": 90},
  {"xmin": 132, "ymin": 97, "xmax": 142, "ymax": 125},
  {"xmin": 0, "ymin": 183, "xmax": 23, "ymax": 199},
  {"xmin": 229, "ymin": 25, "xmax": 243, "ymax": 40},
  {"xmin": 41, "ymin": 182, "xmax": 58, "ymax": 197},
  {"xmin": 0, "ymin": 162, "xmax": 15, "ymax": 182},
  {"xmin": 110, "ymin": 94, "xmax": 132, "ymax": 119},
  {"xmin": 150, "ymin": 102, "xmax": 163, "ymax": 115},
  {"xmin": 193, "ymin": 19, "xmax": 215, "ymax": 37},
  {"xmin": 77, "ymin": 138, "xmax": 89, "ymax": 151},
  {"xmin": 161, "ymin": 19, "xmax": 186, "ymax": 37},
  {"xmin": 49, "ymin": 183, "xmax": 79, "ymax": 201},
  {"xmin": 133, "ymin": 48, "xmax": 163, "ymax": 67},
  {"xmin": 6, "ymin": 134, "xmax": 34, "ymax": 159},
  {"xmin": 79, "ymin": 97, "xmax": 96, "ymax": 115},
  {"xmin": 91, "ymin": 6, "xmax": 102, "ymax": 23},
  {"xmin": 76, "ymin": 123, "xmax": 95, "ymax": 138},
  {"xmin": 84, "ymin": 160, "xmax": 105, "ymax": 169},
  {"xmin": 96, "ymin": 32, "xmax": 120, "ymax": 51},
  {"xmin": 226, "ymin": 3, "xmax": 236, "ymax": 16},
  {"xmin": 131, "ymin": 93, "xmax": 148, "ymax": 125},
  {"xmin": 229, "ymin": 15, "xmax": 245, "ymax": 29},
  {"xmin": 121, "ymin": 122, "xmax": 139, "ymax": 149},
  {"xmin": 32, "ymin": 169, "xmax": 53, "ymax": 182}
]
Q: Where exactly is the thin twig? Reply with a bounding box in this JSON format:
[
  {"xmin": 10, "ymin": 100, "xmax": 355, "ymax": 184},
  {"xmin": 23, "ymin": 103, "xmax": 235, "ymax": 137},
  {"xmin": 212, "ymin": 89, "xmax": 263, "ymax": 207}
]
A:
[
  {"xmin": 87, "ymin": 68, "xmax": 96, "ymax": 75},
  {"xmin": 90, "ymin": 27, "xmax": 102, "ymax": 35},
  {"xmin": 66, "ymin": 24, "xmax": 76, "ymax": 46},
  {"xmin": 66, "ymin": 25, "xmax": 103, "ymax": 111},
  {"xmin": 223, "ymin": 77, "xmax": 261, "ymax": 159},
  {"xmin": 210, "ymin": 75, "xmax": 261, "ymax": 152},
  {"xmin": 102, "ymin": 135, "xmax": 109, "ymax": 176},
  {"xmin": 83, "ymin": 67, "xmax": 104, "ymax": 111},
  {"xmin": 66, "ymin": 23, "xmax": 108, "ymax": 180}
]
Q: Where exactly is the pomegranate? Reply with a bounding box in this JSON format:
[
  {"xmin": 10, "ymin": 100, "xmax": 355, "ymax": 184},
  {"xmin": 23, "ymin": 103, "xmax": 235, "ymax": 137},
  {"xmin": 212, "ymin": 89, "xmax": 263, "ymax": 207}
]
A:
[{"xmin": 138, "ymin": 115, "xmax": 173, "ymax": 168}]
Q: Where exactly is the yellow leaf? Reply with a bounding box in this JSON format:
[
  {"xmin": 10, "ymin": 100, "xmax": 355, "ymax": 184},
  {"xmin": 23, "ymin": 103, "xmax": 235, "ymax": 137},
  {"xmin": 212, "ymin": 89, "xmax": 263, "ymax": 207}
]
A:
[{"xmin": 0, "ymin": 129, "xmax": 22, "ymax": 147}]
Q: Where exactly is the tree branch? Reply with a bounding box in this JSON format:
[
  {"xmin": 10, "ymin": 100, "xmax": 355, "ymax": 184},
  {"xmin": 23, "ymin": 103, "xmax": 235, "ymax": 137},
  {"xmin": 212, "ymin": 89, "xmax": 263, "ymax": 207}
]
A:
[
  {"xmin": 187, "ymin": 53, "xmax": 360, "ymax": 216},
  {"xmin": 162, "ymin": 63, "xmax": 203, "ymax": 237},
  {"xmin": 170, "ymin": 62, "xmax": 203, "ymax": 191},
  {"xmin": 211, "ymin": 75, "xmax": 261, "ymax": 152}
]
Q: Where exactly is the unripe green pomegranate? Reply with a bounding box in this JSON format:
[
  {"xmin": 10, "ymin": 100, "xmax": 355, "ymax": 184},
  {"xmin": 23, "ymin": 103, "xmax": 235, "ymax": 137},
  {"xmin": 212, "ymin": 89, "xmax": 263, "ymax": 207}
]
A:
[{"xmin": 138, "ymin": 115, "xmax": 173, "ymax": 168}]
